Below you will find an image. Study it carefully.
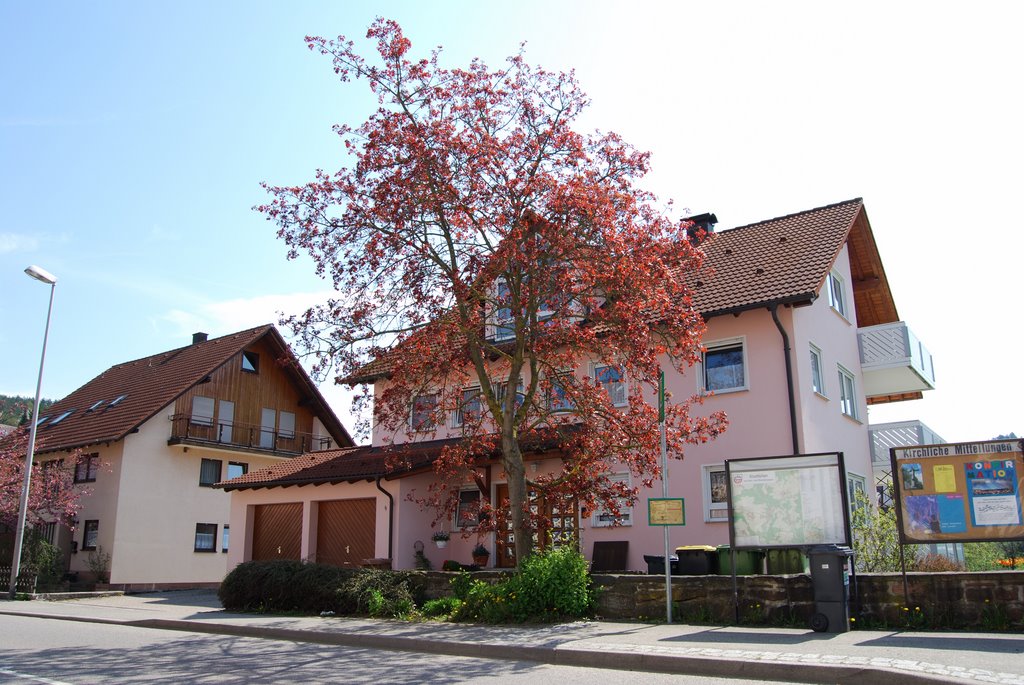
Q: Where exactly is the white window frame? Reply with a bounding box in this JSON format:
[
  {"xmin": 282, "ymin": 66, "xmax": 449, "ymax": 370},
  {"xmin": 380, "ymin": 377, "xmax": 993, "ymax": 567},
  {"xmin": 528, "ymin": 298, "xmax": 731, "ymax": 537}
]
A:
[
  {"xmin": 701, "ymin": 337, "xmax": 748, "ymax": 394},
  {"xmin": 410, "ymin": 393, "xmax": 439, "ymax": 431},
  {"xmin": 191, "ymin": 396, "xmax": 215, "ymax": 427},
  {"xmin": 455, "ymin": 488, "xmax": 483, "ymax": 529},
  {"xmin": 827, "ymin": 269, "xmax": 848, "ymax": 319},
  {"xmin": 847, "ymin": 472, "xmax": 868, "ymax": 515},
  {"xmin": 491, "ymin": 278, "xmax": 515, "ymax": 341},
  {"xmin": 592, "ymin": 363, "xmax": 628, "ymax": 408},
  {"xmin": 809, "ymin": 344, "xmax": 825, "ymax": 396},
  {"xmin": 702, "ymin": 464, "xmax": 729, "ymax": 522},
  {"xmin": 838, "ymin": 365, "xmax": 858, "ymax": 420},
  {"xmin": 590, "ymin": 472, "xmax": 633, "ymax": 527},
  {"xmin": 453, "ymin": 386, "xmax": 481, "ymax": 428}
]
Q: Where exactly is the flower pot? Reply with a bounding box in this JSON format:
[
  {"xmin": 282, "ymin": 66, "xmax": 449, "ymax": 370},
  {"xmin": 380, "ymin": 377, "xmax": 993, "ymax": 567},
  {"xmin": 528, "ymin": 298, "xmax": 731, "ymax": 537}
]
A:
[
  {"xmin": 473, "ymin": 555, "xmax": 489, "ymax": 566},
  {"xmin": 434, "ymin": 540, "xmax": 448, "ymax": 549}
]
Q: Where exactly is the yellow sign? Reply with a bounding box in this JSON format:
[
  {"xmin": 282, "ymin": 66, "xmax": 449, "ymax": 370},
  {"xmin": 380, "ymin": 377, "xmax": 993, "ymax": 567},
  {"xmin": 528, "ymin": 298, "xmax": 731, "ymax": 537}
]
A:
[{"xmin": 648, "ymin": 498, "xmax": 685, "ymax": 526}]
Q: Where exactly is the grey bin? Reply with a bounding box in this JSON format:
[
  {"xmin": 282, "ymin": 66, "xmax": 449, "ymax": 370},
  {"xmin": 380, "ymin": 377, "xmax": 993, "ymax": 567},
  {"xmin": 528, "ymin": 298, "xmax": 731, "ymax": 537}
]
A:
[
  {"xmin": 643, "ymin": 554, "xmax": 679, "ymax": 575},
  {"xmin": 807, "ymin": 544, "xmax": 855, "ymax": 633}
]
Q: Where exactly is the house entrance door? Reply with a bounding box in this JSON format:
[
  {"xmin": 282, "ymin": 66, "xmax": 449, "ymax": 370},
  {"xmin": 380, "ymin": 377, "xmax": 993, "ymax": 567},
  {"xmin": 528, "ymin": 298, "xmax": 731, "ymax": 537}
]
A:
[{"xmin": 494, "ymin": 483, "xmax": 579, "ymax": 568}]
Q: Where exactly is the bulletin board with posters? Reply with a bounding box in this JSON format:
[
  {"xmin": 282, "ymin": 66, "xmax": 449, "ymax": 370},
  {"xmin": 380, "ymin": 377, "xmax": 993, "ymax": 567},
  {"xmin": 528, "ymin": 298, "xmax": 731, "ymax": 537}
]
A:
[{"xmin": 890, "ymin": 439, "xmax": 1024, "ymax": 544}]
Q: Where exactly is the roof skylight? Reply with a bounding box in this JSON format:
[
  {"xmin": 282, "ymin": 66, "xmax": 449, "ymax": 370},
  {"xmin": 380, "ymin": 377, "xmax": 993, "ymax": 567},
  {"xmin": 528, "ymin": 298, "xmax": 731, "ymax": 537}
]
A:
[
  {"xmin": 87, "ymin": 400, "xmax": 105, "ymax": 412},
  {"xmin": 49, "ymin": 410, "xmax": 73, "ymax": 426},
  {"xmin": 108, "ymin": 394, "xmax": 128, "ymax": 408}
]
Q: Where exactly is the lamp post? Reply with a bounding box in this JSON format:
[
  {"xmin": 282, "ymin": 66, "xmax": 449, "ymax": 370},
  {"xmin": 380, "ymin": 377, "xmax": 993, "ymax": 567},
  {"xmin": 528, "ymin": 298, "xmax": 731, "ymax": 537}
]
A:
[{"xmin": 8, "ymin": 265, "xmax": 57, "ymax": 599}]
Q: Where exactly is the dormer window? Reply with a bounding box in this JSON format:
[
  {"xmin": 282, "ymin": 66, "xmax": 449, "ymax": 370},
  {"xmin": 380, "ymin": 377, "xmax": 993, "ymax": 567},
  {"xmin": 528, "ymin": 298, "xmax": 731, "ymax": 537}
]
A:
[{"xmin": 242, "ymin": 351, "xmax": 260, "ymax": 373}]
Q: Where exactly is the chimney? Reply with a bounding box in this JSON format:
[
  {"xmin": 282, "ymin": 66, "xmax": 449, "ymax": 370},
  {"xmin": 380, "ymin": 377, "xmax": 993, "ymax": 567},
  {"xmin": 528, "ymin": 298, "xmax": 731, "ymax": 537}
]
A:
[
  {"xmin": 686, "ymin": 212, "xmax": 718, "ymax": 245},
  {"xmin": 192, "ymin": 332, "xmax": 208, "ymax": 345}
]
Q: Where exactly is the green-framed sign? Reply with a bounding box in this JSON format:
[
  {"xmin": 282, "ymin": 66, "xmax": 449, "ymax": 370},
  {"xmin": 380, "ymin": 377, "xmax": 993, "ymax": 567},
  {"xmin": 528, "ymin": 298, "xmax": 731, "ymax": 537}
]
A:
[{"xmin": 648, "ymin": 497, "xmax": 685, "ymax": 526}]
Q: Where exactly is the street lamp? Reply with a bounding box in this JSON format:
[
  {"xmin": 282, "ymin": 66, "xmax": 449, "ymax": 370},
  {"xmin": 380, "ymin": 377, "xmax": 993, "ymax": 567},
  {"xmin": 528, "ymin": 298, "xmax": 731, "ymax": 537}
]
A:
[{"xmin": 8, "ymin": 265, "xmax": 58, "ymax": 599}]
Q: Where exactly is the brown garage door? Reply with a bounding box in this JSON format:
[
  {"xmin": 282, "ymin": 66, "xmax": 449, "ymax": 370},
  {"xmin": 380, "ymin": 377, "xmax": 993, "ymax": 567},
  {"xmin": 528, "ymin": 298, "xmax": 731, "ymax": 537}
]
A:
[
  {"xmin": 252, "ymin": 502, "xmax": 302, "ymax": 561},
  {"xmin": 316, "ymin": 498, "xmax": 376, "ymax": 568}
]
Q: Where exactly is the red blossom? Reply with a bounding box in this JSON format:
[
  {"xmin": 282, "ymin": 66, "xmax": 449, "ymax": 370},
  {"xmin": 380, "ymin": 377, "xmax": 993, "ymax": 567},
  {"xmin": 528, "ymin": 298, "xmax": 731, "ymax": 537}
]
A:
[
  {"xmin": 259, "ymin": 19, "xmax": 727, "ymax": 563},
  {"xmin": 0, "ymin": 428, "xmax": 86, "ymax": 532}
]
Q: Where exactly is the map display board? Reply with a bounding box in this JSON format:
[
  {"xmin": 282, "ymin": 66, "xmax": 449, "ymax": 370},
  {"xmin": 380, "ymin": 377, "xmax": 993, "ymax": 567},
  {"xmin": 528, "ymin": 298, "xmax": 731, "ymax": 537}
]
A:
[
  {"xmin": 890, "ymin": 439, "xmax": 1024, "ymax": 544},
  {"xmin": 726, "ymin": 453, "xmax": 850, "ymax": 549}
]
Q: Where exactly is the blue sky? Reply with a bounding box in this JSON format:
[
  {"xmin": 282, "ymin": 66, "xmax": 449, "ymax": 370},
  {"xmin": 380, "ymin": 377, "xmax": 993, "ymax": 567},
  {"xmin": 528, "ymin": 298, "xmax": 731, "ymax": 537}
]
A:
[{"xmin": 3, "ymin": 1, "xmax": 1022, "ymax": 442}]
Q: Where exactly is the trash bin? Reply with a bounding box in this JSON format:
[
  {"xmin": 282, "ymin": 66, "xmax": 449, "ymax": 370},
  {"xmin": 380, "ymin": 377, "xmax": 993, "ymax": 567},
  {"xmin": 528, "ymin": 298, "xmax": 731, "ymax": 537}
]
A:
[
  {"xmin": 716, "ymin": 545, "xmax": 764, "ymax": 575},
  {"xmin": 643, "ymin": 554, "xmax": 678, "ymax": 575},
  {"xmin": 807, "ymin": 544, "xmax": 854, "ymax": 633},
  {"xmin": 675, "ymin": 545, "xmax": 719, "ymax": 574},
  {"xmin": 766, "ymin": 548, "xmax": 805, "ymax": 575}
]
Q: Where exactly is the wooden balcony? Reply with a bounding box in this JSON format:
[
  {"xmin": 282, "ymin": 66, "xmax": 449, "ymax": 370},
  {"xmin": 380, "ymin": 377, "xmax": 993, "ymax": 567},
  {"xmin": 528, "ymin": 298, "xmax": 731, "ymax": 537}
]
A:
[
  {"xmin": 168, "ymin": 414, "xmax": 336, "ymax": 456},
  {"xmin": 858, "ymin": 321, "xmax": 936, "ymax": 404}
]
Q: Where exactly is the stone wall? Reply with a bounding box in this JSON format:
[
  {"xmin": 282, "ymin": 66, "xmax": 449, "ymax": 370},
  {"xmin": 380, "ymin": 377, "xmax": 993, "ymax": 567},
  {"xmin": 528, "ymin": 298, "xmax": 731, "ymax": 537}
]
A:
[{"xmin": 418, "ymin": 570, "xmax": 1024, "ymax": 628}]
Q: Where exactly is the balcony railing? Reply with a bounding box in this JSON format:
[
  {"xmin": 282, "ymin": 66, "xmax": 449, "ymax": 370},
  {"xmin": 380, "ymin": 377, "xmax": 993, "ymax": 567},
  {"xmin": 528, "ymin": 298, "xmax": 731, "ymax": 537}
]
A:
[
  {"xmin": 858, "ymin": 321, "xmax": 936, "ymax": 402},
  {"xmin": 168, "ymin": 414, "xmax": 335, "ymax": 455}
]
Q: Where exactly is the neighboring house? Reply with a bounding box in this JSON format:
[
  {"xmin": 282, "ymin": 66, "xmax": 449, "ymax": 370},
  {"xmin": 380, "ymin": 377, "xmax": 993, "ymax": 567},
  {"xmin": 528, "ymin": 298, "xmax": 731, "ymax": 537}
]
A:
[
  {"xmin": 23, "ymin": 325, "xmax": 352, "ymax": 590},
  {"xmin": 0, "ymin": 423, "xmax": 15, "ymax": 437},
  {"xmin": 223, "ymin": 198, "xmax": 936, "ymax": 573}
]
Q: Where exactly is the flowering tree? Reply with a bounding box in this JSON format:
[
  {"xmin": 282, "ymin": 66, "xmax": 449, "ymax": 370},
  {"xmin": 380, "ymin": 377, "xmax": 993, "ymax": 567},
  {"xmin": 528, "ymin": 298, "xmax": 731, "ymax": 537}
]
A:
[
  {"xmin": 259, "ymin": 19, "xmax": 727, "ymax": 562},
  {"xmin": 0, "ymin": 428, "xmax": 83, "ymax": 533}
]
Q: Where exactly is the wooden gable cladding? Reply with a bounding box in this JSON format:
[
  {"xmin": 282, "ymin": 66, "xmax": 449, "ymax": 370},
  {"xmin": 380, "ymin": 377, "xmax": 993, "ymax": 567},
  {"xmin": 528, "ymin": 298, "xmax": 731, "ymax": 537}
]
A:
[
  {"xmin": 847, "ymin": 206, "xmax": 899, "ymax": 328},
  {"xmin": 172, "ymin": 335, "xmax": 323, "ymax": 453}
]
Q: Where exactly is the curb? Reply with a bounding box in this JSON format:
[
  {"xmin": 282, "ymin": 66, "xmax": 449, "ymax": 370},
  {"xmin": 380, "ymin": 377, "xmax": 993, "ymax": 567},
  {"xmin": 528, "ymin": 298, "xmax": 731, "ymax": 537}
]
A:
[{"xmin": 0, "ymin": 610, "xmax": 973, "ymax": 685}]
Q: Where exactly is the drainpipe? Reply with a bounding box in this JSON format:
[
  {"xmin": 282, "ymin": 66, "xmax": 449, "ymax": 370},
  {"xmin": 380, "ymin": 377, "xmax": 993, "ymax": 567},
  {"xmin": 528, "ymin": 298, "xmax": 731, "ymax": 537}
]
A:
[
  {"xmin": 770, "ymin": 303, "xmax": 800, "ymax": 455},
  {"xmin": 375, "ymin": 477, "xmax": 394, "ymax": 563}
]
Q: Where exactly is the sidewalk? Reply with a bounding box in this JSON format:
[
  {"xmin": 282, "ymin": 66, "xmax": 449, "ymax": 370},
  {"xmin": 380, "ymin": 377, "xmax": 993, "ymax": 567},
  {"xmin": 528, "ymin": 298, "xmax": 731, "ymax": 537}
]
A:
[{"xmin": 2, "ymin": 591, "xmax": 1022, "ymax": 684}]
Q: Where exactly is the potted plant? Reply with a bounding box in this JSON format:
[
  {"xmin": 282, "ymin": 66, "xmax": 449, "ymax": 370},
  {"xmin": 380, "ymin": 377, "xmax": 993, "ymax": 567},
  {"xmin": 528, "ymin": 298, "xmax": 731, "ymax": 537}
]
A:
[
  {"xmin": 431, "ymin": 531, "xmax": 450, "ymax": 548},
  {"xmin": 472, "ymin": 543, "xmax": 490, "ymax": 566}
]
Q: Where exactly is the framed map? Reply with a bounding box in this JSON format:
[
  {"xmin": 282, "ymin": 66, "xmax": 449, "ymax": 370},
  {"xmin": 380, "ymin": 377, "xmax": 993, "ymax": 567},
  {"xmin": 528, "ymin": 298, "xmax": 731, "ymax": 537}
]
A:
[{"xmin": 726, "ymin": 452, "xmax": 850, "ymax": 549}]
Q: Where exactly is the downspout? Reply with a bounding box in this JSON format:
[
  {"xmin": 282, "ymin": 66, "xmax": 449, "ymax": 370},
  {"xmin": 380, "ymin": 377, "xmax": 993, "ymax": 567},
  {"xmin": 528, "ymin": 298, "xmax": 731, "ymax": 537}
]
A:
[
  {"xmin": 375, "ymin": 477, "xmax": 394, "ymax": 563},
  {"xmin": 770, "ymin": 303, "xmax": 800, "ymax": 455}
]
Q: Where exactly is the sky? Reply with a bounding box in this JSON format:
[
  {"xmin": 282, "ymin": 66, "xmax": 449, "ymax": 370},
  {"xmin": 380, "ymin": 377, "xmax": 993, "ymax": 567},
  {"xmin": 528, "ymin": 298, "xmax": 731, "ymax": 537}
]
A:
[{"xmin": 2, "ymin": 1, "xmax": 1022, "ymax": 443}]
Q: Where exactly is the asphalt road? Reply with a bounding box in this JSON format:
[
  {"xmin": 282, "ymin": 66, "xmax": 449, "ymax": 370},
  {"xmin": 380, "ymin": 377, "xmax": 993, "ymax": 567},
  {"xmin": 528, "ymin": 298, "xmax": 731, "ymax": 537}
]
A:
[{"xmin": 0, "ymin": 614, "xmax": 800, "ymax": 685}]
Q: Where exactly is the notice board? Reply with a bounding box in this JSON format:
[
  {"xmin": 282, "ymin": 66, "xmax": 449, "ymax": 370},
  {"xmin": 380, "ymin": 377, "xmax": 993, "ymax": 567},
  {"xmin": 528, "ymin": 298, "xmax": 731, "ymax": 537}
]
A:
[
  {"xmin": 726, "ymin": 452, "xmax": 850, "ymax": 549},
  {"xmin": 890, "ymin": 439, "xmax": 1024, "ymax": 544}
]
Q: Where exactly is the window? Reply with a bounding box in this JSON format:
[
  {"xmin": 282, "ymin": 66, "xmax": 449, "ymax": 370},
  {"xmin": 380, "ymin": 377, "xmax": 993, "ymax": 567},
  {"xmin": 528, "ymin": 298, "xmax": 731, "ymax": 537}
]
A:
[
  {"xmin": 702, "ymin": 465, "xmax": 729, "ymax": 521},
  {"xmin": 279, "ymin": 411, "xmax": 296, "ymax": 439},
  {"xmin": 702, "ymin": 339, "xmax": 746, "ymax": 393},
  {"xmin": 218, "ymin": 400, "xmax": 234, "ymax": 442},
  {"xmin": 547, "ymin": 373, "xmax": 575, "ymax": 412},
  {"xmin": 49, "ymin": 410, "xmax": 73, "ymax": 426},
  {"xmin": 82, "ymin": 520, "xmax": 99, "ymax": 551},
  {"xmin": 191, "ymin": 396, "xmax": 214, "ymax": 426},
  {"xmin": 87, "ymin": 399, "xmax": 105, "ymax": 412},
  {"xmin": 848, "ymin": 473, "xmax": 868, "ymax": 515},
  {"xmin": 199, "ymin": 458, "xmax": 222, "ymax": 486},
  {"xmin": 591, "ymin": 473, "xmax": 633, "ymax": 527},
  {"xmin": 454, "ymin": 387, "xmax": 481, "ymax": 428},
  {"xmin": 410, "ymin": 394, "xmax": 438, "ymax": 431},
  {"xmin": 260, "ymin": 407, "xmax": 276, "ymax": 448},
  {"xmin": 221, "ymin": 525, "xmax": 230, "ymax": 553},
  {"xmin": 827, "ymin": 270, "xmax": 847, "ymax": 318},
  {"xmin": 494, "ymin": 379, "xmax": 524, "ymax": 411},
  {"xmin": 838, "ymin": 366, "xmax": 858, "ymax": 419},
  {"xmin": 493, "ymin": 279, "xmax": 515, "ymax": 341},
  {"xmin": 108, "ymin": 394, "xmax": 127, "ymax": 408},
  {"xmin": 809, "ymin": 344, "xmax": 825, "ymax": 395},
  {"xmin": 74, "ymin": 453, "xmax": 99, "ymax": 483},
  {"xmin": 594, "ymin": 364, "xmax": 627, "ymax": 407},
  {"xmin": 241, "ymin": 351, "xmax": 259, "ymax": 373},
  {"xmin": 226, "ymin": 461, "xmax": 248, "ymax": 480},
  {"xmin": 194, "ymin": 523, "xmax": 217, "ymax": 552},
  {"xmin": 455, "ymin": 489, "xmax": 483, "ymax": 529}
]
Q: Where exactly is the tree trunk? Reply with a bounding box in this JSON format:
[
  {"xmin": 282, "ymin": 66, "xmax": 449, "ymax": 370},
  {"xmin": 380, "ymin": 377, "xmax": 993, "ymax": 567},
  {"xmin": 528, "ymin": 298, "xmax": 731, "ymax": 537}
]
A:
[{"xmin": 502, "ymin": 437, "xmax": 531, "ymax": 567}]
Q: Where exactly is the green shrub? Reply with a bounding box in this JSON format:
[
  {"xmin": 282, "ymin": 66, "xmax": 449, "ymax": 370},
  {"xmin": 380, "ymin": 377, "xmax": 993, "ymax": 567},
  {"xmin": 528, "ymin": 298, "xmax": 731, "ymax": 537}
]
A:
[
  {"xmin": 219, "ymin": 559, "xmax": 357, "ymax": 613},
  {"xmin": 450, "ymin": 570, "xmax": 474, "ymax": 600},
  {"xmin": 341, "ymin": 568, "xmax": 420, "ymax": 618},
  {"xmin": 453, "ymin": 546, "xmax": 596, "ymax": 623},
  {"xmin": 421, "ymin": 596, "xmax": 462, "ymax": 618}
]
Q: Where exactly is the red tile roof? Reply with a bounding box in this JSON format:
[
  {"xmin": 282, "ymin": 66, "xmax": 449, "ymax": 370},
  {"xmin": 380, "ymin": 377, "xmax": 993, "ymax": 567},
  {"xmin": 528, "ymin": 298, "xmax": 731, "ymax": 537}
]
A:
[{"xmin": 31, "ymin": 325, "xmax": 352, "ymax": 454}]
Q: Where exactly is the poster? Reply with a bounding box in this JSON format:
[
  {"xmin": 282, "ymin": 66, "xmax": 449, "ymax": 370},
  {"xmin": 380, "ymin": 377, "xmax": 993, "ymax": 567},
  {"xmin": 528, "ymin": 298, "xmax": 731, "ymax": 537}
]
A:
[
  {"xmin": 891, "ymin": 440, "xmax": 1024, "ymax": 544},
  {"xmin": 726, "ymin": 452, "xmax": 849, "ymax": 549}
]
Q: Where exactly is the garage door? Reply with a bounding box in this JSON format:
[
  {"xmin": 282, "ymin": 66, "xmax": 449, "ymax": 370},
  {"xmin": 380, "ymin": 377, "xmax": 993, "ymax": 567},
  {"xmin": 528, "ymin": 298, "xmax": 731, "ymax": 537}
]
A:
[
  {"xmin": 316, "ymin": 498, "xmax": 376, "ymax": 568},
  {"xmin": 251, "ymin": 502, "xmax": 302, "ymax": 561}
]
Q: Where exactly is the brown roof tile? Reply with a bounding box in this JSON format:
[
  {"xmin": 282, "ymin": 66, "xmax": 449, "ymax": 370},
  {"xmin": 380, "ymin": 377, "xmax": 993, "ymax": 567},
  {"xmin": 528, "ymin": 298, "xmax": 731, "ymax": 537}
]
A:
[{"xmin": 32, "ymin": 325, "xmax": 352, "ymax": 454}]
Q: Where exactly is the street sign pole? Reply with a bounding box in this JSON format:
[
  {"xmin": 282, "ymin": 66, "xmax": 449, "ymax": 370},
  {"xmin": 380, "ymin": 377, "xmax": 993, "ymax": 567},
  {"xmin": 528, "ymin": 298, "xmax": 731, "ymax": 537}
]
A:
[{"xmin": 659, "ymin": 369, "xmax": 671, "ymax": 623}]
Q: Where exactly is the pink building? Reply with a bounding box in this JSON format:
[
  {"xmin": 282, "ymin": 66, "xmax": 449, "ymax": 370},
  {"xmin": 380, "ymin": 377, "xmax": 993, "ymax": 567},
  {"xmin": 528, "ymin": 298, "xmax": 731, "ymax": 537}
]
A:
[{"xmin": 224, "ymin": 198, "xmax": 935, "ymax": 573}]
